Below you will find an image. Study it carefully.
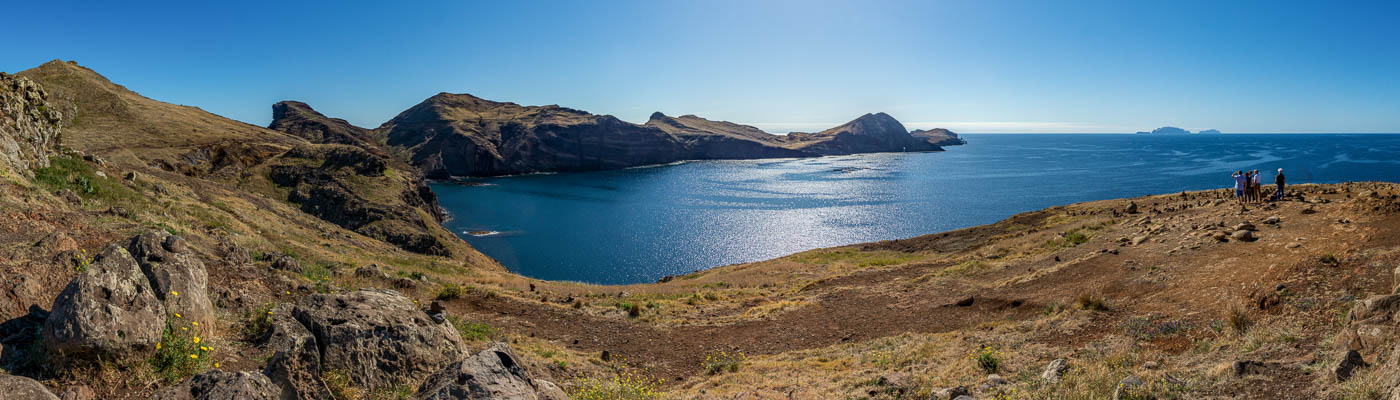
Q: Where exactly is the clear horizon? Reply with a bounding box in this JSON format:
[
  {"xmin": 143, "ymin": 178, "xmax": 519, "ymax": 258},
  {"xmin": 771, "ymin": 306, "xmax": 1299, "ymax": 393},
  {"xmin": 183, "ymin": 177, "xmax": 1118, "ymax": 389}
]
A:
[{"xmin": 4, "ymin": 1, "xmax": 1400, "ymax": 133}]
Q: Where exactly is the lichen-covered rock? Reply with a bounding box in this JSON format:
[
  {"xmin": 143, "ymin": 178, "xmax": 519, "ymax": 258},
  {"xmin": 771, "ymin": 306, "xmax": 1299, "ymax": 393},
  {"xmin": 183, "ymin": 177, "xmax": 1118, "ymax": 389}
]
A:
[
  {"xmin": 148, "ymin": 370, "xmax": 280, "ymax": 400},
  {"xmin": 0, "ymin": 373, "xmax": 60, "ymax": 400},
  {"xmin": 416, "ymin": 343, "xmax": 567, "ymax": 400},
  {"xmin": 0, "ymin": 72, "xmax": 62, "ymax": 176},
  {"xmin": 42, "ymin": 244, "xmax": 165, "ymax": 360},
  {"xmin": 259, "ymin": 303, "xmax": 330, "ymax": 400},
  {"xmin": 127, "ymin": 230, "xmax": 215, "ymax": 328},
  {"xmin": 283, "ymin": 289, "xmax": 466, "ymax": 389}
]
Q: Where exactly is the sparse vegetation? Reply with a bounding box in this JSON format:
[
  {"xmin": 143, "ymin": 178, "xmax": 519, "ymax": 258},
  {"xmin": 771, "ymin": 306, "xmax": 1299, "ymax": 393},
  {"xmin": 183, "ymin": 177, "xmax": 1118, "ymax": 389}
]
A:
[
  {"xmin": 241, "ymin": 302, "xmax": 278, "ymax": 341},
  {"xmin": 436, "ymin": 282, "xmax": 464, "ymax": 300},
  {"xmin": 1320, "ymin": 253, "xmax": 1341, "ymax": 266},
  {"xmin": 702, "ymin": 350, "xmax": 747, "ymax": 374},
  {"xmin": 570, "ymin": 367, "xmax": 665, "ymax": 400},
  {"xmin": 32, "ymin": 154, "xmax": 142, "ymax": 206},
  {"xmin": 322, "ymin": 369, "xmax": 361, "ymax": 400},
  {"xmin": 1227, "ymin": 306, "xmax": 1253, "ymax": 335},
  {"xmin": 1077, "ymin": 292, "xmax": 1110, "ymax": 311},
  {"xmin": 447, "ymin": 314, "xmax": 496, "ymax": 341}
]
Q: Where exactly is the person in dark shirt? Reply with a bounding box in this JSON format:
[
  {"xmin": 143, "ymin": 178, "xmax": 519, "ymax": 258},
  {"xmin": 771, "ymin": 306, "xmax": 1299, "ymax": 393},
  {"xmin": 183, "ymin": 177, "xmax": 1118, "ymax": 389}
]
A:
[{"xmin": 1275, "ymin": 168, "xmax": 1286, "ymax": 201}]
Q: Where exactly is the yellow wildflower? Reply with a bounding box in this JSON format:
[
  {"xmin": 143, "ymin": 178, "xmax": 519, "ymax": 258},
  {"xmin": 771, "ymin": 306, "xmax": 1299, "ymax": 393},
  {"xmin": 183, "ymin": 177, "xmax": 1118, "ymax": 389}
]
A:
[
  {"xmin": 171, "ymin": 291, "xmax": 179, "ymax": 296},
  {"xmin": 214, "ymin": 362, "xmax": 220, "ymax": 368},
  {"xmin": 189, "ymin": 354, "xmax": 198, "ymax": 359},
  {"xmin": 193, "ymin": 336, "xmax": 201, "ymax": 344},
  {"xmin": 191, "ymin": 321, "xmax": 199, "ymax": 326},
  {"xmin": 174, "ymin": 313, "xmax": 182, "ymax": 318},
  {"xmin": 156, "ymin": 342, "xmax": 162, "ymax": 350}
]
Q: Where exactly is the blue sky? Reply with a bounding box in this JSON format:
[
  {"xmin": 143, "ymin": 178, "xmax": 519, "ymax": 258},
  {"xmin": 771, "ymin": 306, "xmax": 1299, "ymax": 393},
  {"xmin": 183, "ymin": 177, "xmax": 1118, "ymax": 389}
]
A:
[{"xmin": 4, "ymin": 0, "xmax": 1398, "ymax": 133}]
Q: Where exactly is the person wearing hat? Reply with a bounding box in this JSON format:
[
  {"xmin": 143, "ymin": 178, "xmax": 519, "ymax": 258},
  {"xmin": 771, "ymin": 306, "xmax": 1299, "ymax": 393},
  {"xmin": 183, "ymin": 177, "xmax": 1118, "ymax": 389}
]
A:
[{"xmin": 1275, "ymin": 168, "xmax": 1286, "ymax": 201}]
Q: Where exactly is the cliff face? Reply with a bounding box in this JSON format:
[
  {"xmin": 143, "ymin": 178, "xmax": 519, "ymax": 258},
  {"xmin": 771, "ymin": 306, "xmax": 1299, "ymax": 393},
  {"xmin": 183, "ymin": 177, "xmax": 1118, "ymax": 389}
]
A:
[
  {"xmin": 787, "ymin": 113, "xmax": 942, "ymax": 155},
  {"xmin": 377, "ymin": 93, "xmax": 689, "ymax": 178},
  {"xmin": 373, "ymin": 94, "xmax": 959, "ymax": 178},
  {"xmin": 0, "ymin": 73, "xmax": 62, "ymax": 176}
]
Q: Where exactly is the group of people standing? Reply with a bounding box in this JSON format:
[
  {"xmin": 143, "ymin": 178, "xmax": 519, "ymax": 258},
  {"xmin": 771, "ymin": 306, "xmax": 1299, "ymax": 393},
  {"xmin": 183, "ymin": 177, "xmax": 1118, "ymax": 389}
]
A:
[{"xmin": 1234, "ymin": 168, "xmax": 1285, "ymax": 203}]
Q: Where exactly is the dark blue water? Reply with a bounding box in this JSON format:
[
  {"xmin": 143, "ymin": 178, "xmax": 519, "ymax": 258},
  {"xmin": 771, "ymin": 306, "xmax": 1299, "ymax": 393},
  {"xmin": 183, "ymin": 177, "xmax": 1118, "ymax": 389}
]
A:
[{"xmin": 433, "ymin": 134, "xmax": 1400, "ymax": 284}]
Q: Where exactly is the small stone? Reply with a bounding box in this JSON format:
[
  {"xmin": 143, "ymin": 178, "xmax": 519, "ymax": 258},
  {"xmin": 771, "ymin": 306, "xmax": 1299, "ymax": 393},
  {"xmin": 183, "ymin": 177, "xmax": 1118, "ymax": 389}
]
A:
[
  {"xmin": 1142, "ymin": 361, "xmax": 1159, "ymax": 369},
  {"xmin": 1286, "ymin": 243, "xmax": 1301, "ymax": 249},
  {"xmin": 1263, "ymin": 215, "xmax": 1281, "ymax": 224},
  {"xmin": 1233, "ymin": 222, "xmax": 1257, "ymax": 231},
  {"xmin": 1125, "ymin": 202, "xmax": 1138, "ymax": 213},
  {"xmin": 986, "ymin": 374, "xmax": 1007, "ymax": 386},
  {"xmin": 1131, "ymin": 236, "xmax": 1148, "ymax": 246}
]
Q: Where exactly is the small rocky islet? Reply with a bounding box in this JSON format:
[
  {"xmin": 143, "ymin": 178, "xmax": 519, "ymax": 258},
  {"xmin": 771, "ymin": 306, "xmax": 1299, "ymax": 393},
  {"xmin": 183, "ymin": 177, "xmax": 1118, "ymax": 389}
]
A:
[{"xmin": 4, "ymin": 61, "xmax": 1400, "ymax": 399}]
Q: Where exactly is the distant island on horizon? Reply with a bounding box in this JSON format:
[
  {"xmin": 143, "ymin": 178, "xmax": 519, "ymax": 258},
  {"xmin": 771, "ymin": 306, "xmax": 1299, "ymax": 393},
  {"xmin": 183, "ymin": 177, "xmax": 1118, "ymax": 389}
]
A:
[{"xmin": 1135, "ymin": 126, "xmax": 1223, "ymax": 135}]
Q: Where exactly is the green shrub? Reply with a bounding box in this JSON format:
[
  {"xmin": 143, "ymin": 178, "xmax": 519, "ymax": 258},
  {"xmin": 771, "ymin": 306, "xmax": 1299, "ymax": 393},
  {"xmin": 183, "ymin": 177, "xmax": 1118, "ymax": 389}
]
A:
[
  {"xmin": 616, "ymin": 301, "xmax": 641, "ymax": 318},
  {"xmin": 447, "ymin": 314, "xmax": 496, "ymax": 341},
  {"xmin": 242, "ymin": 303, "xmax": 278, "ymax": 341},
  {"xmin": 969, "ymin": 346, "xmax": 1001, "ymax": 373},
  {"xmin": 149, "ymin": 315, "xmax": 213, "ymax": 382},
  {"xmin": 437, "ymin": 283, "xmax": 464, "ymax": 300}
]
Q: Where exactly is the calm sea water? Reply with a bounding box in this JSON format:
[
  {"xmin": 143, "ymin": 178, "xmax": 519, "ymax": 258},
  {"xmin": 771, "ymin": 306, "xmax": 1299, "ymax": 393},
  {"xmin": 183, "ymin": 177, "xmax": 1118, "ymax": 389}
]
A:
[{"xmin": 433, "ymin": 134, "xmax": 1400, "ymax": 284}]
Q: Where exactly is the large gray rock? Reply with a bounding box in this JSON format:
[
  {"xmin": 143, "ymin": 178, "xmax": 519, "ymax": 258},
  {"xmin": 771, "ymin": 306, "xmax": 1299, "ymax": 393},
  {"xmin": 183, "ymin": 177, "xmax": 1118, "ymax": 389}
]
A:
[
  {"xmin": 281, "ymin": 289, "xmax": 466, "ymax": 389},
  {"xmin": 0, "ymin": 373, "xmax": 60, "ymax": 400},
  {"xmin": 149, "ymin": 370, "xmax": 280, "ymax": 400},
  {"xmin": 127, "ymin": 230, "xmax": 215, "ymax": 329},
  {"xmin": 416, "ymin": 343, "xmax": 567, "ymax": 400},
  {"xmin": 261, "ymin": 304, "xmax": 330, "ymax": 400},
  {"xmin": 43, "ymin": 244, "xmax": 166, "ymax": 360},
  {"xmin": 0, "ymin": 72, "xmax": 62, "ymax": 176}
]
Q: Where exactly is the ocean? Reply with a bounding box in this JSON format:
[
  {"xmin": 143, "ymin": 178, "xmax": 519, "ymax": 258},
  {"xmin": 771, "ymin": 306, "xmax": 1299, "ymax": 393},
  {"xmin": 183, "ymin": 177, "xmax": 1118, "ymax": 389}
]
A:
[{"xmin": 431, "ymin": 134, "xmax": 1400, "ymax": 284}]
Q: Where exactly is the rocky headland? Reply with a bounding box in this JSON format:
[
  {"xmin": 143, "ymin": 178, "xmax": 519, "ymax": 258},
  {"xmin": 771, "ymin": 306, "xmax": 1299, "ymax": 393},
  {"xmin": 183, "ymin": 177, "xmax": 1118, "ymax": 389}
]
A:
[
  {"xmin": 2, "ymin": 59, "xmax": 1399, "ymax": 399},
  {"xmin": 277, "ymin": 92, "xmax": 962, "ymax": 178}
]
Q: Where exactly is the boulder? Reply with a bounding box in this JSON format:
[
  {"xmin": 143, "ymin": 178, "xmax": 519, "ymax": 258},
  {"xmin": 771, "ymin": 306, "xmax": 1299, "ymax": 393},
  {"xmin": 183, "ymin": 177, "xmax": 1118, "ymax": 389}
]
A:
[
  {"xmin": 0, "ymin": 373, "xmax": 60, "ymax": 400},
  {"xmin": 1301, "ymin": 206, "xmax": 1317, "ymax": 215},
  {"xmin": 1334, "ymin": 349, "xmax": 1367, "ymax": 382},
  {"xmin": 222, "ymin": 243, "xmax": 251, "ymax": 267},
  {"xmin": 1130, "ymin": 236, "xmax": 1148, "ymax": 246},
  {"xmin": 289, "ymin": 289, "xmax": 466, "ymax": 388},
  {"xmin": 1233, "ymin": 222, "xmax": 1256, "ymax": 231},
  {"xmin": 1263, "ymin": 216, "xmax": 1281, "ymax": 225},
  {"xmin": 354, "ymin": 264, "xmax": 389, "ymax": 280},
  {"xmin": 271, "ymin": 256, "xmax": 301, "ymax": 273},
  {"xmin": 149, "ymin": 370, "xmax": 280, "ymax": 400},
  {"xmin": 1041, "ymin": 358, "xmax": 1068, "ymax": 383},
  {"xmin": 127, "ymin": 231, "xmax": 216, "ymax": 329},
  {"xmin": 1210, "ymin": 231, "xmax": 1229, "ymax": 242},
  {"xmin": 1112, "ymin": 375, "xmax": 1145, "ymax": 400},
  {"xmin": 260, "ymin": 303, "xmax": 331, "ymax": 400},
  {"xmin": 43, "ymin": 244, "xmax": 166, "ymax": 360},
  {"xmin": 1231, "ymin": 230, "xmax": 1256, "ymax": 242},
  {"xmin": 931, "ymin": 386, "xmax": 970, "ymax": 400},
  {"xmin": 1125, "ymin": 202, "xmax": 1138, "ymax": 214},
  {"xmin": 416, "ymin": 343, "xmax": 566, "ymax": 400}
]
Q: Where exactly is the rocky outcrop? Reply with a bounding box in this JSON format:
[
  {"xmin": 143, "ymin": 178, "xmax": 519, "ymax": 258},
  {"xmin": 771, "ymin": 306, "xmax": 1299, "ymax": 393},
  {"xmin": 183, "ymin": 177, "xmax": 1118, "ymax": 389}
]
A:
[
  {"xmin": 911, "ymin": 128, "xmax": 966, "ymax": 146},
  {"xmin": 644, "ymin": 112, "xmax": 807, "ymax": 160},
  {"xmin": 416, "ymin": 343, "xmax": 567, "ymax": 400},
  {"xmin": 0, "ymin": 72, "xmax": 62, "ymax": 176},
  {"xmin": 378, "ymin": 93, "xmax": 689, "ymax": 178},
  {"xmin": 265, "ymin": 144, "xmax": 451, "ymax": 255},
  {"xmin": 149, "ymin": 370, "xmax": 280, "ymax": 400},
  {"xmin": 262, "ymin": 290, "xmax": 466, "ymax": 394},
  {"xmin": 42, "ymin": 244, "xmax": 166, "ymax": 360},
  {"xmin": 0, "ymin": 373, "xmax": 60, "ymax": 400},
  {"xmin": 787, "ymin": 113, "xmax": 942, "ymax": 155},
  {"xmin": 127, "ymin": 230, "xmax": 215, "ymax": 328},
  {"xmin": 370, "ymin": 93, "xmax": 958, "ymax": 178},
  {"xmin": 269, "ymin": 101, "xmax": 377, "ymax": 148}
]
